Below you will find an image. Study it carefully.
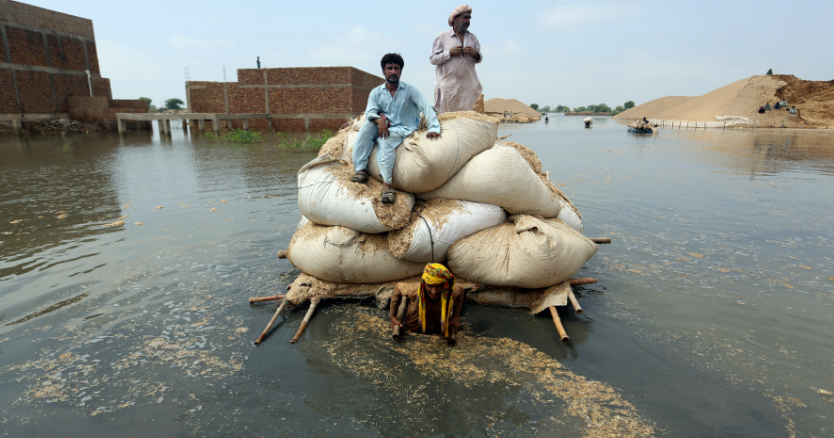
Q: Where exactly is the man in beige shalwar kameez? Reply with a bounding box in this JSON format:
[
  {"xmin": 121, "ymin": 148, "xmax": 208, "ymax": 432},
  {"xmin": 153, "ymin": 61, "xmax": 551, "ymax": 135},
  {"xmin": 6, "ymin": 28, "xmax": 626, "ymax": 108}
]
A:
[{"xmin": 430, "ymin": 5, "xmax": 483, "ymax": 113}]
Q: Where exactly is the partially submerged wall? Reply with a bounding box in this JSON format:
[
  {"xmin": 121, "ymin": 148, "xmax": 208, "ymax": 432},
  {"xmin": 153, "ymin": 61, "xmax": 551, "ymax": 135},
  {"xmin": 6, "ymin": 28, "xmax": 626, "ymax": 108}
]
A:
[
  {"xmin": 0, "ymin": 0, "xmax": 148, "ymax": 130},
  {"xmin": 187, "ymin": 66, "xmax": 384, "ymax": 132}
]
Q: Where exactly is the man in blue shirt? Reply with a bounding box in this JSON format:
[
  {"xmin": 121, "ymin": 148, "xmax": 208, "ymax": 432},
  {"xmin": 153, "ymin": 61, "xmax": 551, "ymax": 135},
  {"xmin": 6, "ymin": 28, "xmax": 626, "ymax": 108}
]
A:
[{"xmin": 351, "ymin": 53, "xmax": 441, "ymax": 203}]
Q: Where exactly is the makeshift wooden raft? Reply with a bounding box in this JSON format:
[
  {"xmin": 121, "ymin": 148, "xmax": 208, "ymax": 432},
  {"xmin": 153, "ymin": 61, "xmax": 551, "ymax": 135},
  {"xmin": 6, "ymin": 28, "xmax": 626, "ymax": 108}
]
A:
[{"xmin": 251, "ymin": 237, "xmax": 611, "ymax": 346}]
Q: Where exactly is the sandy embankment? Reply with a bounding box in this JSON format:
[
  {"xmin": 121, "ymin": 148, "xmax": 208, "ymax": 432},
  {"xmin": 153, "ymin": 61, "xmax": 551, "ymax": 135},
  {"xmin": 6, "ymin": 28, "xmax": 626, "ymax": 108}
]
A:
[
  {"xmin": 615, "ymin": 75, "xmax": 834, "ymax": 128},
  {"xmin": 485, "ymin": 98, "xmax": 541, "ymax": 122}
]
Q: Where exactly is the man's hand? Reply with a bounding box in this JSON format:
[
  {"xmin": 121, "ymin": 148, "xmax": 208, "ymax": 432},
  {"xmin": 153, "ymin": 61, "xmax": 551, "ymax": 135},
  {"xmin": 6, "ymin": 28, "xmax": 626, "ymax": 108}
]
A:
[
  {"xmin": 463, "ymin": 46, "xmax": 479, "ymax": 60},
  {"xmin": 447, "ymin": 333, "xmax": 457, "ymax": 347},
  {"xmin": 390, "ymin": 315, "xmax": 403, "ymax": 329},
  {"xmin": 427, "ymin": 132, "xmax": 441, "ymax": 140},
  {"xmin": 376, "ymin": 118, "xmax": 390, "ymax": 139},
  {"xmin": 449, "ymin": 46, "xmax": 464, "ymax": 57}
]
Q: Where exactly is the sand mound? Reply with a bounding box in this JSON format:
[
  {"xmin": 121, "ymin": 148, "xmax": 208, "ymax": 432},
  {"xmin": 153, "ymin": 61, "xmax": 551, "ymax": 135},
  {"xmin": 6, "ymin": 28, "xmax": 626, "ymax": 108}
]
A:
[
  {"xmin": 615, "ymin": 75, "xmax": 834, "ymax": 127},
  {"xmin": 613, "ymin": 96, "xmax": 694, "ymax": 120},
  {"xmin": 774, "ymin": 75, "xmax": 834, "ymax": 127},
  {"xmin": 484, "ymin": 98, "xmax": 541, "ymax": 120}
]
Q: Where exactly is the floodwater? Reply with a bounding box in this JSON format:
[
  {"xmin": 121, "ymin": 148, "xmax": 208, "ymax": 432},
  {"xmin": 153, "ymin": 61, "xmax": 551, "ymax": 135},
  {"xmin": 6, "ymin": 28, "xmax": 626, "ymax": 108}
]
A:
[{"xmin": 1, "ymin": 117, "xmax": 833, "ymax": 437}]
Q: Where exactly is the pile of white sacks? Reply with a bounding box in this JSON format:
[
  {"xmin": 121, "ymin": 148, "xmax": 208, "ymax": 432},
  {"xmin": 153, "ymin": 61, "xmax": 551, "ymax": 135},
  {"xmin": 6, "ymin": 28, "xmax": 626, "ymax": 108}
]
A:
[{"xmin": 285, "ymin": 111, "xmax": 598, "ymax": 293}]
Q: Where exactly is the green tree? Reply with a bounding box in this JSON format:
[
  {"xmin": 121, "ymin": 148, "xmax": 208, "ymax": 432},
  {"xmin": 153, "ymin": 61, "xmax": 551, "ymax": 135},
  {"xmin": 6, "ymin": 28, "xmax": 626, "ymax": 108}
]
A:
[
  {"xmin": 530, "ymin": 103, "xmax": 539, "ymax": 110},
  {"xmin": 613, "ymin": 105, "xmax": 625, "ymax": 114},
  {"xmin": 165, "ymin": 98, "xmax": 185, "ymax": 110},
  {"xmin": 573, "ymin": 106, "xmax": 588, "ymax": 112},
  {"xmin": 139, "ymin": 96, "xmax": 156, "ymax": 110},
  {"xmin": 624, "ymin": 100, "xmax": 635, "ymax": 110},
  {"xmin": 553, "ymin": 105, "xmax": 570, "ymax": 113},
  {"xmin": 539, "ymin": 105, "xmax": 551, "ymax": 113},
  {"xmin": 592, "ymin": 103, "xmax": 612, "ymax": 113}
]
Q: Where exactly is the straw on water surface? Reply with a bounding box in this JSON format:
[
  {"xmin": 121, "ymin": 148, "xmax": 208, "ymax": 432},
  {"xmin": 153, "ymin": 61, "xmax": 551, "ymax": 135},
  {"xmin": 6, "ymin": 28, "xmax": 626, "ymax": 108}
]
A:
[{"xmin": 325, "ymin": 308, "xmax": 656, "ymax": 438}]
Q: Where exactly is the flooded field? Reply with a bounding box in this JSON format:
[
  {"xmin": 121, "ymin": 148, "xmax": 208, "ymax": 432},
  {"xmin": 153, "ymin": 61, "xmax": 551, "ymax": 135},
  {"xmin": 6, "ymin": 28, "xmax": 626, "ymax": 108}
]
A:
[{"xmin": 1, "ymin": 117, "xmax": 833, "ymax": 437}]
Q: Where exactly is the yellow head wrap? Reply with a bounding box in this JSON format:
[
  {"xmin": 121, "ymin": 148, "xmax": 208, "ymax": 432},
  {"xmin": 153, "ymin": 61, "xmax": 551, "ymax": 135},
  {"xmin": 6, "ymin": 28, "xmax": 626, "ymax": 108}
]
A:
[{"xmin": 417, "ymin": 263, "xmax": 455, "ymax": 338}]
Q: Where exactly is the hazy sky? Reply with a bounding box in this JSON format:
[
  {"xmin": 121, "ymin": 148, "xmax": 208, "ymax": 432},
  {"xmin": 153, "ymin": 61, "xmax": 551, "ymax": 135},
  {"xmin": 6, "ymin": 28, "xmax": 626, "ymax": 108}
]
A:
[{"xmin": 25, "ymin": 0, "xmax": 834, "ymax": 109}]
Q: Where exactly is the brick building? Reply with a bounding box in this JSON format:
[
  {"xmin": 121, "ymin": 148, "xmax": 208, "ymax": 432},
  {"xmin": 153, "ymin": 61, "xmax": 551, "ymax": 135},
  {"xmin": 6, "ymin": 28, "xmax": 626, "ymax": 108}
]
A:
[
  {"xmin": 0, "ymin": 0, "xmax": 148, "ymax": 130},
  {"xmin": 186, "ymin": 67, "xmax": 384, "ymax": 132}
]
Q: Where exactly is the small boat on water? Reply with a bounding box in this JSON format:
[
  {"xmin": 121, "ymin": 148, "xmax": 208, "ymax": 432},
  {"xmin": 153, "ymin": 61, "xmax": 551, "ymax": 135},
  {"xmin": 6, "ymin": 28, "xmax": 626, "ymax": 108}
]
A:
[{"xmin": 628, "ymin": 125, "xmax": 653, "ymax": 133}]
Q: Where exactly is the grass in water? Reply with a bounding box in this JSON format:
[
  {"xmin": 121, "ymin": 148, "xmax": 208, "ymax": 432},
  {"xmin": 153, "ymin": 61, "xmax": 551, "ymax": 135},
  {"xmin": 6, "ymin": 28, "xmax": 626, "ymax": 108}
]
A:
[
  {"xmin": 55, "ymin": 144, "xmax": 73, "ymax": 152},
  {"xmin": 205, "ymin": 129, "xmax": 263, "ymax": 145},
  {"xmin": 273, "ymin": 129, "xmax": 332, "ymax": 152}
]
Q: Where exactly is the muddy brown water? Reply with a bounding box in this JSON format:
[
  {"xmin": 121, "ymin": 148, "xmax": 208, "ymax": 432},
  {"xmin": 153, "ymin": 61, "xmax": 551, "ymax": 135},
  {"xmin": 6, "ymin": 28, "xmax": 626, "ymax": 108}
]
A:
[{"xmin": 1, "ymin": 117, "xmax": 833, "ymax": 437}]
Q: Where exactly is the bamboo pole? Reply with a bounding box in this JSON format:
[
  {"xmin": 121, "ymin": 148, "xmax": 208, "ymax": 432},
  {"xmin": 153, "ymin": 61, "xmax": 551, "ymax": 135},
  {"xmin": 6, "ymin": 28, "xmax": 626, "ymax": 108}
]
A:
[
  {"xmin": 290, "ymin": 298, "xmax": 320, "ymax": 344},
  {"xmin": 568, "ymin": 290, "xmax": 583, "ymax": 314},
  {"xmin": 248, "ymin": 294, "xmax": 285, "ymax": 304},
  {"xmin": 590, "ymin": 237, "xmax": 611, "ymax": 244},
  {"xmin": 254, "ymin": 299, "xmax": 287, "ymax": 345},
  {"xmin": 549, "ymin": 306, "xmax": 569, "ymax": 343},
  {"xmin": 392, "ymin": 295, "xmax": 408, "ymax": 339},
  {"xmin": 570, "ymin": 278, "xmax": 597, "ymax": 286}
]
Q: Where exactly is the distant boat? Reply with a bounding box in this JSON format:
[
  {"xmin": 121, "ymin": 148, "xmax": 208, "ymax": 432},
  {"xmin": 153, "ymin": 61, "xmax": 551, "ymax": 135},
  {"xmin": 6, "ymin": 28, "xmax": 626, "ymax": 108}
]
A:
[{"xmin": 627, "ymin": 125, "xmax": 653, "ymax": 133}]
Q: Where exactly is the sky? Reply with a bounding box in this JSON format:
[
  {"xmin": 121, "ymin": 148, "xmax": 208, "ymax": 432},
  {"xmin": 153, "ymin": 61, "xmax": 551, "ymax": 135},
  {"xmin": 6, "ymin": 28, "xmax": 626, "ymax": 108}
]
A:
[{"xmin": 24, "ymin": 0, "xmax": 834, "ymax": 110}]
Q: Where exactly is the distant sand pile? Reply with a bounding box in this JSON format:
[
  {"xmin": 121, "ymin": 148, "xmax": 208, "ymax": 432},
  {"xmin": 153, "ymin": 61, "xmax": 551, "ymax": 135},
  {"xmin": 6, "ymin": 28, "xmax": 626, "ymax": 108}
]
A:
[
  {"xmin": 615, "ymin": 75, "xmax": 834, "ymax": 128},
  {"xmin": 485, "ymin": 98, "xmax": 542, "ymax": 121}
]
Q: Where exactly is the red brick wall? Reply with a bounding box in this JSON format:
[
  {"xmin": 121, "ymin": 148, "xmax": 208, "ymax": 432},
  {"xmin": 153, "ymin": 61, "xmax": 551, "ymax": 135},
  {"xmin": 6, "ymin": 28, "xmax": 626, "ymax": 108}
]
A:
[
  {"xmin": 111, "ymin": 99, "xmax": 148, "ymax": 109},
  {"xmin": 91, "ymin": 77, "xmax": 111, "ymax": 101},
  {"xmin": 0, "ymin": 33, "xmax": 6, "ymax": 63},
  {"xmin": 189, "ymin": 82, "xmax": 229, "ymax": 113},
  {"xmin": 68, "ymin": 95, "xmax": 107, "ymax": 121},
  {"xmin": 8, "ymin": 27, "xmax": 48, "ymax": 67},
  {"xmin": 86, "ymin": 41, "xmax": 99, "ymax": 74},
  {"xmin": 47, "ymin": 35, "xmax": 87, "ymax": 71},
  {"xmin": 0, "ymin": 68, "xmax": 19, "ymax": 112},
  {"xmin": 53, "ymin": 73, "xmax": 89, "ymax": 111},
  {"xmin": 0, "ymin": 1, "xmax": 95, "ymax": 38},
  {"xmin": 16, "ymin": 70, "xmax": 54, "ymax": 112}
]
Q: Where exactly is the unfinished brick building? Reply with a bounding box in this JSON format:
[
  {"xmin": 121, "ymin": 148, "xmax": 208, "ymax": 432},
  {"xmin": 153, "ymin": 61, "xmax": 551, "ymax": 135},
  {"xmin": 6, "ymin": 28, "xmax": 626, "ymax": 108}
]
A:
[
  {"xmin": 0, "ymin": 0, "xmax": 148, "ymax": 131},
  {"xmin": 186, "ymin": 67, "xmax": 384, "ymax": 132}
]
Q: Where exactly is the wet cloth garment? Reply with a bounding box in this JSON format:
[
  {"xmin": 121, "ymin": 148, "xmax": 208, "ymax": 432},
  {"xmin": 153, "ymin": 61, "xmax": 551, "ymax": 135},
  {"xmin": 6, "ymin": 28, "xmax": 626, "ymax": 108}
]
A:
[
  {"xmin": 353, "ymin": 81, "xmax": 440, "ymax": 185},
  {"xmin": 390, "ymin": 282, "xmax": 464, "ymax": 337},
  {"xmin": 431, "ymin": 29, "xmax": 483, "ymax": 113}
]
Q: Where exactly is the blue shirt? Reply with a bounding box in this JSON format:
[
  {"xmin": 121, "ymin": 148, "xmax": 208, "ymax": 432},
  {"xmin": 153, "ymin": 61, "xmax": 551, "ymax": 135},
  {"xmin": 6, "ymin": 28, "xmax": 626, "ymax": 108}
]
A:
[{"xmin": 365, "ymin": 81, "xmax": 441, "ymax": 136}]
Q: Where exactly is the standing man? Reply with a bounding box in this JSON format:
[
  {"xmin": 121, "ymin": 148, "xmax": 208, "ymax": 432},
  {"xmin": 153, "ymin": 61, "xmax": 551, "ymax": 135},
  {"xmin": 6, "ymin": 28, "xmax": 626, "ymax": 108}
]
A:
[
  {"xmin": 351, "ymin": 53, "xmax": 441, "ymax": 203},
  {"xmin": 256, "ymin": 56, "xmax": 261, "ymax": 69},
  {"xmin": 430, "ymin": 5, "xmax": 483, "ymax": 113}
]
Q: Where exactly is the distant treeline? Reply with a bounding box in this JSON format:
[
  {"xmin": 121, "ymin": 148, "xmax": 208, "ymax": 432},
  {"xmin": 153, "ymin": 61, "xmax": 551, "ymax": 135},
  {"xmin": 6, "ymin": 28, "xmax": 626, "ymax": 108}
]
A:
[{"xmin": 531, "ymin": 101, "xmax": 635, "ymax": 115}]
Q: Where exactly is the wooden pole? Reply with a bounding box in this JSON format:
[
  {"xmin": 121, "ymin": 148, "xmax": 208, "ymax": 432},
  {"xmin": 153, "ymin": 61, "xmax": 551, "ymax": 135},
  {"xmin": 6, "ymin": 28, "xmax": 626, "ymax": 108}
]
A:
[
  {"xmin": 548, "ymin": 306, "xmax": 569, "ymax": 343},
  {"xmin": 570, "ymin": 278, "xmax": 597, "ymax": 286},
  {"xmin": 392, "ymin": 295, "xmax": 409, "ymax": 339},
  {"xmin": 590, "ymin": 237, "xmax": 611, "ymax": 244},
  {"xmin": 249, "ymin": 294, "xmax": 285, "ymax": 304},
  {"xmin": 290, "ymin": 298, "xmax": 320, "ymax": 344},
  {"xmin": 568, "ymin": 290, "xmax": 583, "ymax": 314},
  {"xmin": 254, "ymin": 299, "xmax": 287, "ymax": 345}
]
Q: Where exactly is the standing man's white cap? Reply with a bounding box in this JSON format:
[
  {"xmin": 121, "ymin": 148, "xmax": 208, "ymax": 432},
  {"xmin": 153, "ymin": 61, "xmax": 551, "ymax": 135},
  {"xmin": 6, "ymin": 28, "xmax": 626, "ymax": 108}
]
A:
[{"xmin": 448, "ymin": 5, "xmax": 472, "ymax": 26}]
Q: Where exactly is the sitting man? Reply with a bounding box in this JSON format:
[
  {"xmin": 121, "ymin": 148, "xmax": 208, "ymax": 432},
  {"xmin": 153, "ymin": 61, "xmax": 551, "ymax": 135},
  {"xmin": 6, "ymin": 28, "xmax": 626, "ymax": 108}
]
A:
[
  {"xmin": 351, "ymin": 53, "xmax": 441, "ymax": 203},
  {"xmin": 390, "ymin": 263, "xmax": 464, "ymax": 346}
]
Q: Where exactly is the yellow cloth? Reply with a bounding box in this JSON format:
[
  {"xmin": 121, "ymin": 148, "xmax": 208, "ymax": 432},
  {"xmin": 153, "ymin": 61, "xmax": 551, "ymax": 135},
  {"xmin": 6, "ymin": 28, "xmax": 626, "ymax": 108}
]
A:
[{"xmin": 417, "ymin": 263, "xmax": 455, "ymax": 337}]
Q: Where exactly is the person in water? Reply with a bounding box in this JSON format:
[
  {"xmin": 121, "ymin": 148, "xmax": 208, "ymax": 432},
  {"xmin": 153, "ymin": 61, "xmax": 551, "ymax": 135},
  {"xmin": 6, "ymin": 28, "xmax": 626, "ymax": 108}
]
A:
[
  {"xmin": 389, "ymin": 263, "xmax": 464, "ymax": 346},
  {"xmin": 351, "ymin": 53, "xmax": 441, "ymax": 204}
]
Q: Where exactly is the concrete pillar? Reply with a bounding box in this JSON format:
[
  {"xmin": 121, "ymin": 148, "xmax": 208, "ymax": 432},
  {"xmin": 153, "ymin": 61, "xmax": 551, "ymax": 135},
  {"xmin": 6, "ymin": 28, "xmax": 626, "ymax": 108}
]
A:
[
  {"xmin": 198, "ymin": 119, "xmax": 206, "ymax": 132},
  {"xmin": 304, "ymin": 117, "xmax": 310, "ymax": 134},
  {"xmin": 266, "ymin": 116, "xmax": 273, "ymax": 132},
  {"xmin": 12, "ymin": 119, "xmax": 22, "ymax": 135},
  {"xmin": 242, "ymin": 119, "xmax": 249, "ymax": 130},
  {"xmin": 61, "ymin": 118, "xmax": 70, "ymax": 133},
  {"xmin": 182, "ymin": 119, "xmax": 188, "ymax": 132},
  {"xmin": 157, "ymin": 120, "xmax": 164, "ymax": 134},
  {"xmin": 212, "ymin": 115, "xmax": 220, "ymax": 135},
  {"xmin": 163, "ymin": 119, "xmax": 171, "ymax": 135}
]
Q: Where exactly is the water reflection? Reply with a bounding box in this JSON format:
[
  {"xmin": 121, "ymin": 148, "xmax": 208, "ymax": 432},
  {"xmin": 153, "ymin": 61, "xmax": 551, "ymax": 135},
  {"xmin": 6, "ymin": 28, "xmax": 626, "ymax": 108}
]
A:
[{"xmin": 0, "ymin": 120, "xmax": 833, "ymax": 437}]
